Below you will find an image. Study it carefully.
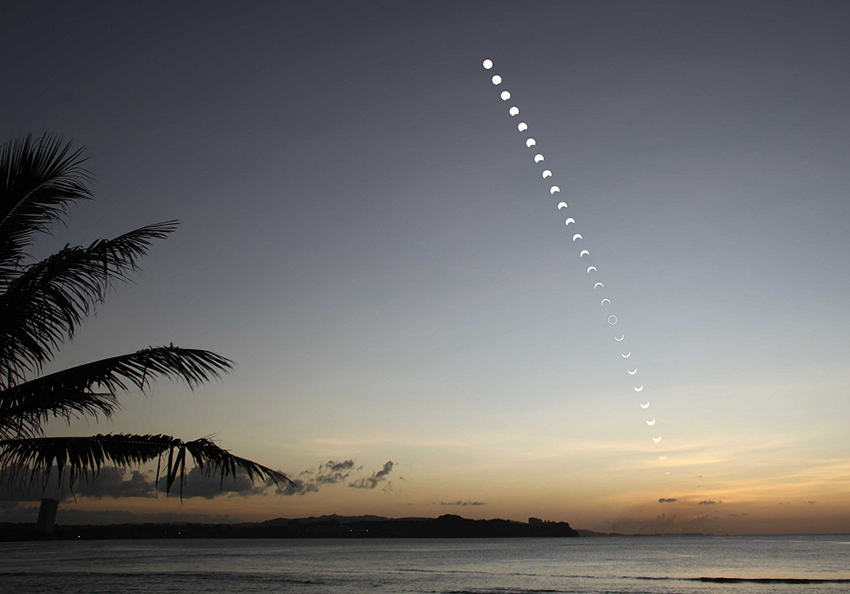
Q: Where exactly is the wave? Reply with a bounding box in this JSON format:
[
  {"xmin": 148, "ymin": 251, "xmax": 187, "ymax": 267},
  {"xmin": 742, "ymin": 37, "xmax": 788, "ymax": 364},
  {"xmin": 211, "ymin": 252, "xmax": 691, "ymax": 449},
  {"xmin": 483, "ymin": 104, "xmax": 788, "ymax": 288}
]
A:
[
  {"xmin": 0, "ymin": 570, "xmax": 327, "ymax": 585},
  {"xmin": 694, "ymin": 577, "xmax": 850, "ymax": 584},
  {"xmin": 635, "ymin": 575, "xmax": 850, "ymax": 584},
  {"xmin": 444, "ymin": 590, "xmax": 560, "ymax": 594}
]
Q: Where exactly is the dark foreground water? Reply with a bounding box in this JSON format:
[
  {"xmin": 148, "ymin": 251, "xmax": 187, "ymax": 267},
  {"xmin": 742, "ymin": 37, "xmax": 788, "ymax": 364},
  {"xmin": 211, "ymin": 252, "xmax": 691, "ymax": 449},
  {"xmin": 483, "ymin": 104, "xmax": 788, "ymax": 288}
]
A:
[{"xmin": 1, "ymin": 535, "xmax": 849, "ymax": 593}]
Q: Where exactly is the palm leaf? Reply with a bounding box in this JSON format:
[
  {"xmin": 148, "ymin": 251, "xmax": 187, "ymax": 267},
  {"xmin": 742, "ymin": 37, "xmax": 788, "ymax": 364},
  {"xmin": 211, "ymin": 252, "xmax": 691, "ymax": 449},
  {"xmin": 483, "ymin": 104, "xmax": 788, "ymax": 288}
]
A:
[
  {"xmin": 0, "ymin": 133, "xmax": 286, "ymax": 505},
  {"xmin": 0, "ymin": 134, "xmax": 92, "ymax": 286},
  {"xmin": 0, "ymin": 433, "xmax": 291, "ymax": 499},
  {"xmin": 0, "ymin": 222, "xmax": 178, "ymax": 386},
  {"xmin": 0, "ymin": 345, "xmax": 232, "ymax": 440}
]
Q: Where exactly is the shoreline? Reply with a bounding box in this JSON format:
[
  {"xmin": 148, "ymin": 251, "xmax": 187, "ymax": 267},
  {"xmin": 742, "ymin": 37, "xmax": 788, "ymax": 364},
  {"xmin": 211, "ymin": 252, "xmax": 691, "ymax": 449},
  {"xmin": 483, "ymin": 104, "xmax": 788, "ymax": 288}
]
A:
[{"xmin": 3, "ymin": 515, "xmax": 847, "ymax": 541}]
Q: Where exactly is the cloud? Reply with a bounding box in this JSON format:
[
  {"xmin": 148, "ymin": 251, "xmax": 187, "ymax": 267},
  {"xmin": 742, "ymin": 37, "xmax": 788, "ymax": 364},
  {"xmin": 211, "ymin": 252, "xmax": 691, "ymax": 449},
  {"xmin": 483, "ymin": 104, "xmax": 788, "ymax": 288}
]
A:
[
  {"xmin": 0, "ymin": 468, "xmax": 154, "ymax": 501},
  {"xmin": 315, "ymin": 460, "xmax": 355, "ymax": 485},
  {"xmin": 157, "ymin": 467, "xmax": 271, "ymax": 499},
  {"xmin": 349, "ymin": 461, "xmax": 394, "ymax": 490},
  {"xmin": 699, "ymin": 500, "xmax": 722, "ymax": 505},
  {"xmin": 1, "ymin": 466, "xmax": 273, "ymax": 501},
  {"xmin": 0, "ymin": 504, "xmax": 238, "ymax": 525},
  {"xmin": 439, "ymin": 500, "xmax": 486, "ymax": 507},
  {"xmin": 75, "ymin": 468, "xmax": 156, "ymax": 499},
  {"xmin": 278, "ymin": 459, "xmax": 397, "ymax": 496},
  {"xmin": 275, "ymin": 459, "xmax": 359, "ymax": 496},
  {"xmin": 2, "ymin": 458, "xmax": 399, "ymax": 502},
  {"xmin": 275, "ymin": 478, "xmax": 319, "ymax": 496},
  {"xmin": 0, "ymin": 469, "xmax": 64, "ymax": 502},
  {"xmin": 658, "ymin": 498, "xmax": 678, "ymax": 503},
  {"xmin": 807, "ymin": 501, "xmax": 817, "ymax": 505},
  {"xmin": 610, "ymin": 513, "xmax": 718, "ymax": 535}
]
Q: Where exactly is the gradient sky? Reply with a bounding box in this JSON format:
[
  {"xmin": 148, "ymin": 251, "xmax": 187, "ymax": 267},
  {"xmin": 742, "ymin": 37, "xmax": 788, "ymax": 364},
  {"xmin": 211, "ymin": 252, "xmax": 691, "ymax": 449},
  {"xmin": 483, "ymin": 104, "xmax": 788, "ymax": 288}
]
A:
[{"xmin": 2, "ymin": 1, "xmax": 849, "ymax": 534}]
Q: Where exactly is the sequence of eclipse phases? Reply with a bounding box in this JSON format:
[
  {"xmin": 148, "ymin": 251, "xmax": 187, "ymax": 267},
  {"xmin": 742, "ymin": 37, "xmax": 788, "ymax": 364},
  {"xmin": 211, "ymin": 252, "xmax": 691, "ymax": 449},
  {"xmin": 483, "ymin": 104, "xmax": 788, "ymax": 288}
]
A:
[{"xmin": 481, "ymin": 58, "xmax": 665, "ymax": 455}]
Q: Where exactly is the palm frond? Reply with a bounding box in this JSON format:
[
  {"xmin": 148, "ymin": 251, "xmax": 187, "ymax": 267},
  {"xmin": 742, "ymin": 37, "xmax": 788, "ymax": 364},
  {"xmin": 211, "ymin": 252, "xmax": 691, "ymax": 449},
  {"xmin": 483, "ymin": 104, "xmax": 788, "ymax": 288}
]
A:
[
  {"xmin": 0, "ymin": 222, "xmax": 178, "ymax": 385},
  {"xmin": 0, "ymin": 133, "xmax": 287, "ymax": 508},
  {"xmin": 0, "ymin": 134, "xmax": 92, "ymax": 286},
  {"xmin": 0, "ymin": 433, "xmax": 291, "ymax": 498},
  {"xmin": 0, "ymin": 390, "xmax": 118, "ymax": 442},
  {"xmin": 0, "ymin": 346, "xmax": 233, "ymax": 439}
]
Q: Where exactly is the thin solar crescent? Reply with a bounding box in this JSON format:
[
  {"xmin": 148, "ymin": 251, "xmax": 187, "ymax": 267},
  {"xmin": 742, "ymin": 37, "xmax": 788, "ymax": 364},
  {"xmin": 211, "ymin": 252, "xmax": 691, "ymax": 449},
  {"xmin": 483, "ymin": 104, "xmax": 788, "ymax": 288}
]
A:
[{"xmin": 482, "ymin": 58, "xmax": 663, "ymax": 451}]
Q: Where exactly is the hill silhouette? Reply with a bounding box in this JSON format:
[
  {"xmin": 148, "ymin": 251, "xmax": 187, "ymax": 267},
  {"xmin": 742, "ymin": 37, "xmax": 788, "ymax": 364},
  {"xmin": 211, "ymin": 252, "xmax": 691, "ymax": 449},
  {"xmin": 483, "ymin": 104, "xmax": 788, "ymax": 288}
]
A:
[{"xmin": 1, "ymin": 514, "xmax": 580, "ymax": 540}]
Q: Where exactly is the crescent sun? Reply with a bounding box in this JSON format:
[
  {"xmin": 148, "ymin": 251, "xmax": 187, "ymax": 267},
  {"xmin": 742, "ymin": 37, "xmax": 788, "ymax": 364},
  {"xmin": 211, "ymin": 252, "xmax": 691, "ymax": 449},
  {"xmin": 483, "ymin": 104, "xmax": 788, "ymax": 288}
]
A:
[
  {"xmin": 558, "ymin": 202, "xmax": 569, "ymax": 210},
  {"xmin": 534, "ymin": 153, "xmax": 544, "ymax": 162},
  {"xmin": 646, "ymin": 419, "xmax": 656, "ymax": 426},
  {"xmin": 640, "ymin": 402, "xmax": 650, "ymax": 409},
  {"xmin": 627, "ymin": 368, "xmax": 637, "ymax": 374},
  {"xmin": 621, "ymin": 351, "xmax": 631, "ymax": 358},
  {"xmin": 658, "ymin": 455, "xmax": 668, "ymax": 460},
  {"xmin": 601, "ymin": 298, "xmax": 610, "ymax": 305},
  {"xmin": 580, "ymin": 249, "xmax": 589, "ymax": 257},
  {"xmin": 542, "ymin": 169, "xmax": 552, "ymax": 178},
  {"xmin": 586, "ymin": 266, "xmax": 597, "ymax": 273},
  {"xmin": 573, "ymin": 234, "xmax": 583, "ymax": 241},
  {"xmin": 550, "ymin": 185, "xmax": 560, "ymax": 194},
  {"xmin": 615, "ymin": 335, "xmax": 624, "ymax": 341},
  {"xmin": 652, "ymin": 436, "xmax": 662, "ymax": 443},
  {"xmin": 594, "ymin": 282, "xmax": 604, "ymax": 289},
  {"xmin": 634, "ymin": 385, "xmax": 643, "ymax": 392}
]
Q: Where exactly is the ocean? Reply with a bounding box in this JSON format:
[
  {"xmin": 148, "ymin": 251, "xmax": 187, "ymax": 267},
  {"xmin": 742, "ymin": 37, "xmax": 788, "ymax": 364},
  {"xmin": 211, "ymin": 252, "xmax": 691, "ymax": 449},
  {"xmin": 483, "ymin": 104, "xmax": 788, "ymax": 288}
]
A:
[{"xmin": 1, "ymin": 535, "xmax": 849, "ymax": 593}]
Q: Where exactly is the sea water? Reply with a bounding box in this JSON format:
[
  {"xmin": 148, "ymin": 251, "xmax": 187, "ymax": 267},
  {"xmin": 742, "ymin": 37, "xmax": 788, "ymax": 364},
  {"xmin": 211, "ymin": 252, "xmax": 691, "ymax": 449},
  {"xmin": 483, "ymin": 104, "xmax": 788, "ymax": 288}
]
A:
[{"xmin": 1, "ymin": 535, "xmax": 849, "ymax": 593}]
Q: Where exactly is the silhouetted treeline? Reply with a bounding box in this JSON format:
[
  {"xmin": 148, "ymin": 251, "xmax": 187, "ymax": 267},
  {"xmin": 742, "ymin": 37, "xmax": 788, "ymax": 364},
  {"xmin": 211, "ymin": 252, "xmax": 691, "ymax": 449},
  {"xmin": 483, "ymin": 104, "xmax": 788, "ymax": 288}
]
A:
[{"xmin": 1, "ymin": 514, "xmax": 580, "ymax": 540}]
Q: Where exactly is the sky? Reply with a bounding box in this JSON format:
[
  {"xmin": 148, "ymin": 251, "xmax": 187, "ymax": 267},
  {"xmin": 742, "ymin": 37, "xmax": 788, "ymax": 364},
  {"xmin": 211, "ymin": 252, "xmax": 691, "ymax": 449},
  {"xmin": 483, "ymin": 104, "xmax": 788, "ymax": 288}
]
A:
[{"xmin": 2, "ymin": 0, "xmax": 849, "ymax": 534}]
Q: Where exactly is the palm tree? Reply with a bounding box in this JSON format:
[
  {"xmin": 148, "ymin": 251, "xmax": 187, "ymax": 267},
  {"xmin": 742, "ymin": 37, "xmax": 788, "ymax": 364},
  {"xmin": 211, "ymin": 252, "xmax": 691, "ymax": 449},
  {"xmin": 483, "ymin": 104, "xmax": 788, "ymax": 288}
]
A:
[{"xmin": 0, "ymin": 134, "xmax": 288, "ymax": 501}]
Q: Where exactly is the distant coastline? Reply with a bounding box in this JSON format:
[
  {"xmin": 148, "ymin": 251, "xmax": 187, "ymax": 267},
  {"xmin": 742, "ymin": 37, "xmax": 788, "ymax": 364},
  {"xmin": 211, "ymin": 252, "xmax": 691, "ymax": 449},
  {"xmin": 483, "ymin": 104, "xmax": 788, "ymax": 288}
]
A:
[
  {"xmin": 1, "ymin": 514, "xmax": 580, "ymax": 541},
  {"xmin": 2, "ymin": 516, "xmax": 843, "ymax": 541}
]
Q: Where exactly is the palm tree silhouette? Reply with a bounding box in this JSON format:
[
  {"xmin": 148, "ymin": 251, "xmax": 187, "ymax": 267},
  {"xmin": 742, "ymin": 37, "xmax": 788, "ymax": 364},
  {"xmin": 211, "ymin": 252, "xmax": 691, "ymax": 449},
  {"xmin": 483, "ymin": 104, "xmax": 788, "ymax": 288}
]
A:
[{"xmin": 0, "ymin": 134, "xmax": 288, "ymax": 504}]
